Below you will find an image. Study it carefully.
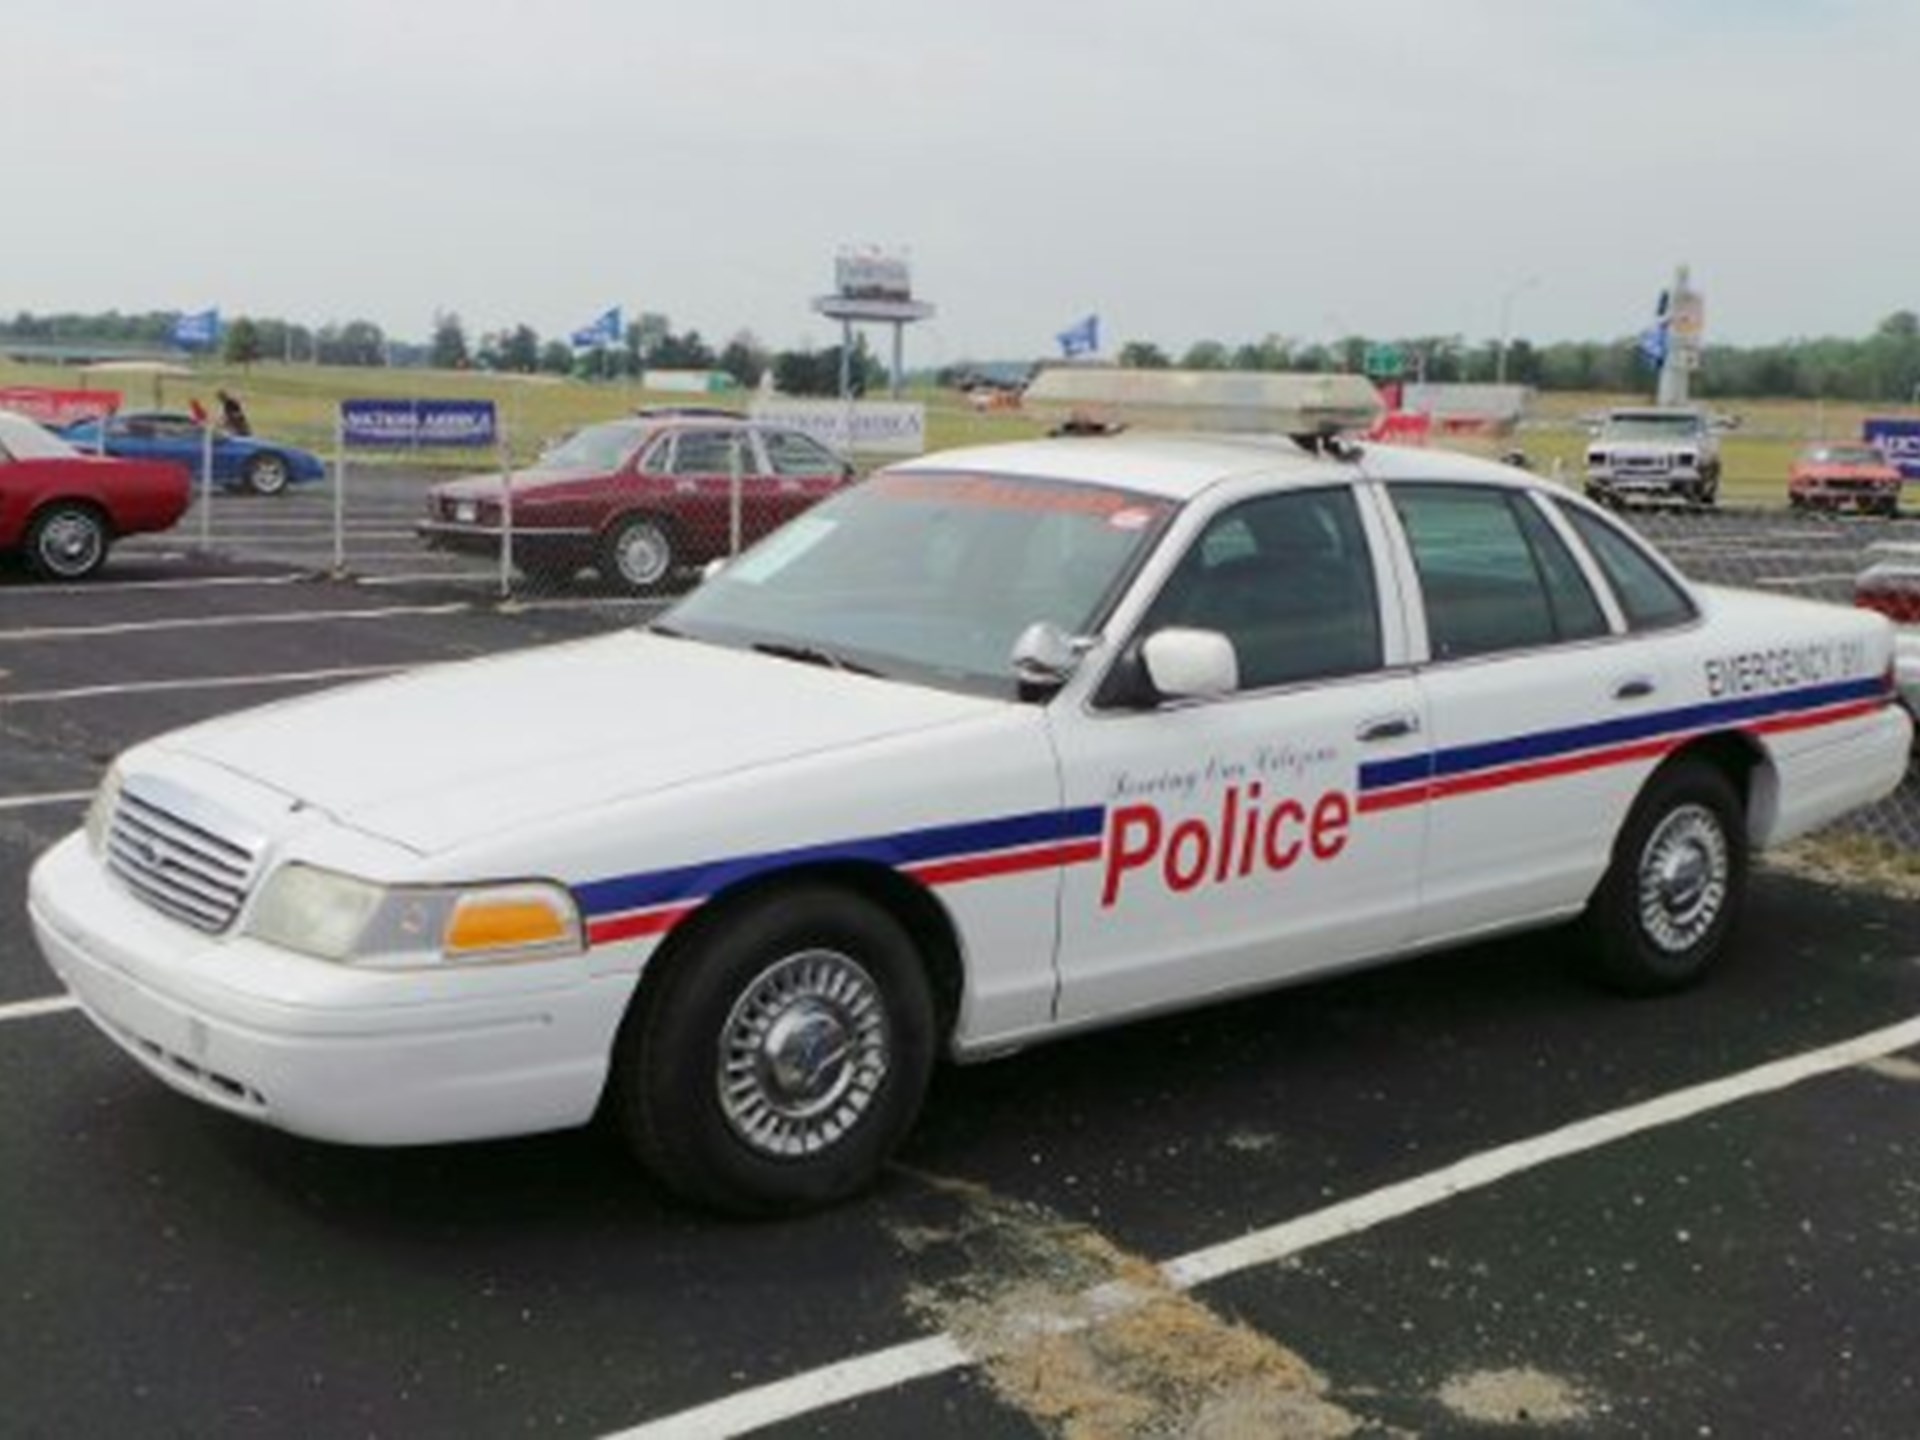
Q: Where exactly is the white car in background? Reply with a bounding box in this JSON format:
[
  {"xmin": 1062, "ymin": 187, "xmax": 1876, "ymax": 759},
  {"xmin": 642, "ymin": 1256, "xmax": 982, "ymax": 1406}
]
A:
[
  {"xmin": 29, "ymin": 372, "xmax": 1911, "ymax": 1215},
  {"xmin": 1856, "ymin": 542, "xmax": 1920, "ymax": 736}
]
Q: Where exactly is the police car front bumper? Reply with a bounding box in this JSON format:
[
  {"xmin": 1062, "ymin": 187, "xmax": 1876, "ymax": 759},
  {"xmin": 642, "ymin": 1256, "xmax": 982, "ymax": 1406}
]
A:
[{"xmin": 28, "ymin": 833, "xmax": 633, "ymax": 1146}]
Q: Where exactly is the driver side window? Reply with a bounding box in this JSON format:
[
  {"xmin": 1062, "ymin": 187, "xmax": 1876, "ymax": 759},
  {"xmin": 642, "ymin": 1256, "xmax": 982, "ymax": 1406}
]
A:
[{"xmin": 1141, "ymin": 489, "xmax": 1383, "ymax": 691}]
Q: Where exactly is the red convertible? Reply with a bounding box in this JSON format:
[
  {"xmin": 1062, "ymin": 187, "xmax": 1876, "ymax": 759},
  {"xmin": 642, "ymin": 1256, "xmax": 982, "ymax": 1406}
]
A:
[
  {"xmin": 418, "ymin": 415, "xmax": 856, "ymax": 592},
  {"xmin": 1, "ymin": 410, "xmax": 191, "ymax": 580}
]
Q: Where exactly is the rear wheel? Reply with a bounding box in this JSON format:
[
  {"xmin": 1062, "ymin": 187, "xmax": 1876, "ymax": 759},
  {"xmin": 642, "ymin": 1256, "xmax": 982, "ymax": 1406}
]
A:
[
  {"xmin": 598, "ymin": 514, "xmax": 676, "ymax": 594},
  {"xmin": 608, "ymin": 886, "xmax": 936, "ymax": 1215},
  {"xmin": 244, "ymin": 452, "xmax": 292, "ymax": 496},
  {"xmin": 1580, "ymin": 758, "xmax": 1746, "ymax": 994},
  {"xmin": 25, "ymin": 503, "xmax": 110, "ymax": 580}
]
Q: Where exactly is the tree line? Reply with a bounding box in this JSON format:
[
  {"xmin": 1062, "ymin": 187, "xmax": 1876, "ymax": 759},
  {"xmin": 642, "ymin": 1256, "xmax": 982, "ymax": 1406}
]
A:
[
  {"xmin": 1042, "ymin": 310, "xmax": 1920, "ymax": 403},
  {"xmin": 14, "ymin": 308, "xmax": 1920, "ymax": 402},
  {"xmin": 1, "ymin": 309, "xmax": 887, "ymax": 398}
]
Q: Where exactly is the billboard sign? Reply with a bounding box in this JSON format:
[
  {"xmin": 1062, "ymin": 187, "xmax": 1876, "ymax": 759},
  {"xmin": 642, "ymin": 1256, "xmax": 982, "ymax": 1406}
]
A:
[
  {"xmin": 750, "ymin": 399, "xmax": 925, "ymax": 456},
  {"xmin": 340, "ymin": 398, "xmax": 498, "ymax": 449},
  {"xmin": 834, "ymin": 250, "xmax": 912, "ymax": 302},
  {"xmin": 1864, "ymin": 418, "xmax": 1920, "ymax": 480},
  {"xmin": 0, "ymin": 386, "xmax": 122, "ymax": 427}
]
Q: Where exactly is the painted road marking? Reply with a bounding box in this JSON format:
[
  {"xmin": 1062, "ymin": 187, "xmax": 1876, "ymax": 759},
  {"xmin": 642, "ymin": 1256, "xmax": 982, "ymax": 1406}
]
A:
[
  {"xmin": 607, "ymin": 1007, "xmax": 1920, "ymax": 1439},
  {"xmin": 2, "ymin": 665, "xmax": 408, "ymax": 706},
  {"xmin": 2, "ymin": 574, "xmax": 307, "ymax": 597},
  {"xmin": 0, "ymin": 791, "xmax": 91, "ymax": 811},
  {"xmin": 0, "ymin": 603, "xmax": 467, "ymax": 643},
  {"xmin": 0, "ymin": 996, "xmax": 79, "ymax": 1024},
  {"xmin": 1755, "ymin": 573, "xmax": 1862, "ymax": 588}
]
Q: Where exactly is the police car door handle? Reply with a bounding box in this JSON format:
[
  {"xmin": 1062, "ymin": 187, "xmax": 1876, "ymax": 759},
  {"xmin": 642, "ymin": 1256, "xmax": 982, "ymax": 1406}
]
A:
[
  {"xmin": 1356, "ymin": 712, "xmax": 1421, "ymax": 743},
  {"xmin": 1613, "ymin": 676, "xmax": 1657, "ymax": 701}
]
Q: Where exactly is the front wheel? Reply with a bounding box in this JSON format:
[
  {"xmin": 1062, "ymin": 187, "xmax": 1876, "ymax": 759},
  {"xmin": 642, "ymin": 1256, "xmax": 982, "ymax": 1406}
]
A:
[
  {"xmin": 26, "ymin": 503, "xmax": 110, "ymax": 580},
  {"xmin": 608, "ymin": 886, "xmax": 936, "ymax": 1215},
  {"xmin": 244, "ymin": 452, "xmax": 292, "ymax": 496},
  {"xmin": 598, "ymin": 514, "xmax": 676, "ymax": 594},
  {"xmin": 1579, "ymin": 758, "xmax": 1746, "ymax": 994}
]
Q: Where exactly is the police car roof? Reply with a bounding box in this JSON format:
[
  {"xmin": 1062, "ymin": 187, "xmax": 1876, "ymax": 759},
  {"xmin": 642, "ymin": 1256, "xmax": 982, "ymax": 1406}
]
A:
[{"xmin": 888, "ymin": 432, "xmax": 1531, "ymax": 503}]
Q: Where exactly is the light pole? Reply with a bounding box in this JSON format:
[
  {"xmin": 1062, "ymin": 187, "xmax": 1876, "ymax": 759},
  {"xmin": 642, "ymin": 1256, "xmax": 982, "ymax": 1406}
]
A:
[{"xmin": 1495, "ymin": 275, "xmax": 1540, "ymax": 385}]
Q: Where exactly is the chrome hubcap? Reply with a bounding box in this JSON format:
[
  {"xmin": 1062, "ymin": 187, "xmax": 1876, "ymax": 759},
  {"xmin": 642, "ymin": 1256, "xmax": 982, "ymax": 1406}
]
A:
[
  {"xmin": 40, "ymin": 514, "xmax": 102, "ymax": 574},
  {"xmin": 1637, "ymin": 804, "xmax": 1729, "ymax": 953},
  {"xmin": 617, "ymin": 525, "xmax": 669, "ymax": 584},
  {"xmin": 718, "ymin": 949, "xmax": 889, "ymax": 1158},
  {"xmin": 252, "ymin": 458, "xmax": 288, "ymax": 492}
]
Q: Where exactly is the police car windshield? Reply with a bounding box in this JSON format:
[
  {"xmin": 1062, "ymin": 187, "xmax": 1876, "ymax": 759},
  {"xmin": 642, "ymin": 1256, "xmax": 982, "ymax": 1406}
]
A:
[
  {"xmin": 539, "ymin": 420, "xmax": 646, "ymax": 471},
  {"xmin": 660, "ymin": 471, "xmax": 1174, "ymax": 699}
]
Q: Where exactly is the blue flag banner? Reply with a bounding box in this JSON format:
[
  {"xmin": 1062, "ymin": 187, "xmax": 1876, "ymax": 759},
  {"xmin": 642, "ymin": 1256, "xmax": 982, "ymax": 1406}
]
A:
[
  {"xmin": 1057, "ymin": 314, "xmax": 1099, "ymax": 358},
  {"xmin": 1863, "ymin": 419, "xmax": 1920, "ymax": 480},
  {"xmin": 173, "ymin": 308, "xmax": 221, "ymax": 349},
  {"xmin": 1637, "ymin": 323, "xmax": 1668, "ymax": 367},
  {"xmin": 341, "ymin": 398, "xmax": 498, "ymax": 449},
  {"xmin": 570, "ymin": 306, "xmax": 623, "ymax": 349}
]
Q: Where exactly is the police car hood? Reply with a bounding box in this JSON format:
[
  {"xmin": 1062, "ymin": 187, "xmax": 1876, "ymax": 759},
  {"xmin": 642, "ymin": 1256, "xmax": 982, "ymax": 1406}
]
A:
[{"xmin": 149, "ymin": 632, "xmax": 1006, "ymax": 853}]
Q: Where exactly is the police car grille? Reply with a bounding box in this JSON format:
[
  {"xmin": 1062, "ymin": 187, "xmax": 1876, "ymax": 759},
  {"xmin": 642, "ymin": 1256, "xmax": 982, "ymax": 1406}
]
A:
[{"xmin": 106, "ymin": 790, "xmax": 257, "ymax": 934}]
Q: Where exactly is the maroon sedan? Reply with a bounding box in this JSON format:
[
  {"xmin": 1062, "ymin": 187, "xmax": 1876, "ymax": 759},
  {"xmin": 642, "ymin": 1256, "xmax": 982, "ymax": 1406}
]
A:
[
  {"xmin": 0, "ymin": 409, "xmax": 191, "ymax": 580},
  {"xmin": 418, "ymin": 417, "xmax": 856, "ymax": 592}
]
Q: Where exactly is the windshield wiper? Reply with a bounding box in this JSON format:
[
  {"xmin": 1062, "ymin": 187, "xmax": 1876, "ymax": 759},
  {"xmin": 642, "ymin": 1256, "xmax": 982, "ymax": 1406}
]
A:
[{"xmin": 750, "ymin": 641, "xmax": 882, "ymax": 677}]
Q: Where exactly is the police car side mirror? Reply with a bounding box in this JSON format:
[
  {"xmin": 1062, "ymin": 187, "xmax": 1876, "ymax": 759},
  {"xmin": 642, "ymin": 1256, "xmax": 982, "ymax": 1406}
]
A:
[{"xmin": 1141, "ymin": 628, "xmax": 1238, "ymax": 701}]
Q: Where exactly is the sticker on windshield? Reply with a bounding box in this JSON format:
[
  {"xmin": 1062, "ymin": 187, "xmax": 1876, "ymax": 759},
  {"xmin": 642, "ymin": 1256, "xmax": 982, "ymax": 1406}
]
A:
[
  {"xmin": 727, "ymin": 515, "xmax": 836, "ymax": 584},
  {"xmin": 1109, "ymin": 507, "xmax": 1156, "ymax": 531},
  {"xmin": 874, "ymin": 472, "xmax": 1168, "ymax": 521}
]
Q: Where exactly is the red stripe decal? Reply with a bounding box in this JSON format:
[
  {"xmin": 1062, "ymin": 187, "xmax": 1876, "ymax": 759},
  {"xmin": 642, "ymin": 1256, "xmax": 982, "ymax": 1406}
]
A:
[
  {"xmin": 587, "ymin": 905, "xmax": 696, "ymax": 946},
  {"xmin": 906, "ymin": 839, "xmax": 1103, "ymax": 887},
  {"xmin": 1746, "ymin": 699, "xmax": 1884, "ymax": 736},
  {"xmin": 1357, "ymin": 785, "xmax": 1427, "ymax": 815}
]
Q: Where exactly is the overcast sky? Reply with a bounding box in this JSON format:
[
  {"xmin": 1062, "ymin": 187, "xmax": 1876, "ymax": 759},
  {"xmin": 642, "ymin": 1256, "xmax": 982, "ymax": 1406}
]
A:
[{"xmin": 8, "ymin": 0, "xmax": 1912, "ymax": 361}]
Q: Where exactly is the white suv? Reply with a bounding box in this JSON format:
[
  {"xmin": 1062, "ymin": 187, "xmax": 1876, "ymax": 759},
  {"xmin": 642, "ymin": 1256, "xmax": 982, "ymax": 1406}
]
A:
[{"xmin": 1585, "ymin": 407, "xmax": 1722, "ymax": 507}]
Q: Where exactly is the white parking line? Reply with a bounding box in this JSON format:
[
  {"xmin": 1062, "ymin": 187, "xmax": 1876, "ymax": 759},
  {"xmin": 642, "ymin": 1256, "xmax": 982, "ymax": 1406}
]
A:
[
  {"xmin": 0, "ymin": 603, "xmax": 467, "ymax": 643},
  {"xmin": 0, "ymin": 996, "xmax": 78, "ymax": 1024},
  {"xmin": 608, "ymin": 1007, "xmax": 1920, "ymax": 1439},
  {"xmin": 2, "ymin": 665, "xmax": 407, "ymax": 705},
  {"xmin": 0, "ymin": 791, "xmax": 91, "ymax": 811},
  {"xmin": 1755, "ymin": 573, "xmax": 1862, "ymax": 588},
  {"xmin": 5, "ymin": 574, "xmax": 308, "ymax": 597}
]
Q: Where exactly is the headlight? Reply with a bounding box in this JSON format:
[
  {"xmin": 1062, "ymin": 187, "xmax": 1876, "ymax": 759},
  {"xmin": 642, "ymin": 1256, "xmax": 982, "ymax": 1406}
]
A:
[
  {"xmin": 246, "ymin": 864, "xmax": 582, "ymax": 968},
  {"xmin": 84, "ymin": 768, "xmax": 121, "ymax": 857}
]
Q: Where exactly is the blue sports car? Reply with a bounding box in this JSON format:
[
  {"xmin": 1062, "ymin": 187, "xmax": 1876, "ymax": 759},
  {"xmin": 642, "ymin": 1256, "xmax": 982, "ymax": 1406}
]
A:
[{"xmin": 59, "ymin": 411, "xmax": 326, "ymax": 495}]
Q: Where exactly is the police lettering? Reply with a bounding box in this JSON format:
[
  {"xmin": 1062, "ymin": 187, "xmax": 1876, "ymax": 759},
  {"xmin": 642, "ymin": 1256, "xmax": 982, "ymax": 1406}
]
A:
[{"xmin": 1101, "ymin": 782, "xmax": 1351, "ymax": 906}]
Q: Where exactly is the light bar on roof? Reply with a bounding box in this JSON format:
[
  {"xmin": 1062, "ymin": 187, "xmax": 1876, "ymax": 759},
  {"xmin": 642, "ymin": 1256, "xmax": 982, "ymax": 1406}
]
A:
[{"xmin": 1023, "ymin": 368, "xmax": 1383, "ymax": 437}]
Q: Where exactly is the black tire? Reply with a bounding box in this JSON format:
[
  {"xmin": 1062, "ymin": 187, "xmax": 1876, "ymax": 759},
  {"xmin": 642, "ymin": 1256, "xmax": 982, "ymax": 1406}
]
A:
[
  {"xmin": 25, "ymin": 502, "xmax": 110, "ymax": 580},
  {"xmin": 598, "ymin": 514, "xmax": 677, "ymax": 594},
  {"xmin": 243, "ymin": 452, "xmax": 292, "ymax": 496},
  {"xmin": 1579, "ymin": 758, "xmax": 1747, "ymax": 995},
  {"xmin": 608, "ymin": 885, "xmax": 936, "ymax": 1215}
]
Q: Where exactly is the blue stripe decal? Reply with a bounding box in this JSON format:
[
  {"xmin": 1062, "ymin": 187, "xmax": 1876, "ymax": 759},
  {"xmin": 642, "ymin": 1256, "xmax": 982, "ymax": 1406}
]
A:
[
  {"xmin": 575, "ymin": 805, "xmax": 1107, "ymax": 919},
  {"xmin": 1359, "ymin": 677, "xmax": 1882, "ymax": 794}
]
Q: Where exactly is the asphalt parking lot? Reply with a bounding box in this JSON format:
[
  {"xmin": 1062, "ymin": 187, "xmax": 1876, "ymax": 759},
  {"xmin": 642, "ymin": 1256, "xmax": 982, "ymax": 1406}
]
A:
[{"xmin": 2, "ymin": 491, "xmax": 1917, "ymax": 1438}]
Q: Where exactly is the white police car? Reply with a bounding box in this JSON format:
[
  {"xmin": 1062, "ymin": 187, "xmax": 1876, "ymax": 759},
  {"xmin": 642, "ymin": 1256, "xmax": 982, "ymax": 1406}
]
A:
[{"xmin": 29, "ymin": 373, "xmax": 1913, "ymax": 1214}]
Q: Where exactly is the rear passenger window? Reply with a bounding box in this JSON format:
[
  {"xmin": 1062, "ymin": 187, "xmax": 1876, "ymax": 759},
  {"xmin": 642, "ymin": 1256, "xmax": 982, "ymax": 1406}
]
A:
[
  {"xmin": 1393, "ymin": 485, "xmax": 1604, "ymax": 660},
  {"xmin": 1556, "ymin": 502, "xmax": 1698, "ymax": 631}
]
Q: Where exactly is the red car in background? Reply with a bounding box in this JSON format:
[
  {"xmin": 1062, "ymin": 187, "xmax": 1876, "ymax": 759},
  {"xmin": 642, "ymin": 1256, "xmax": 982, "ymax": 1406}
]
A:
[
  {"xmin": 0, "ymin": 409, "xmax": 191, "ymax": 580},
  {"xmin": 1788, "ymin": 441, "xmax": 1903, "ymax": 515},
  {"xmin": 418, "ymin": 415, "xmax": 856, "ymax": 592}
]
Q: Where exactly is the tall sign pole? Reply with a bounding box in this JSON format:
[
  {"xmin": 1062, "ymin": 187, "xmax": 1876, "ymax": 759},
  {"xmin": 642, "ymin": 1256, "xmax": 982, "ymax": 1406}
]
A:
[{"xmin": 1658, "ymin": 264, "xmax": 1704, "ymax": 407}]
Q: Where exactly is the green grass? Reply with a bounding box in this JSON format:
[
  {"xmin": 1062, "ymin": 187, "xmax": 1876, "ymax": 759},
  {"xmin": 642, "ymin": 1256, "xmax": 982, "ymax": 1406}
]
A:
[{"xmin": 5, "ymin": 355, "xmax": 1911, "ymax": 504}]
